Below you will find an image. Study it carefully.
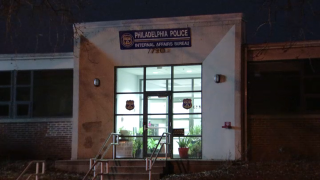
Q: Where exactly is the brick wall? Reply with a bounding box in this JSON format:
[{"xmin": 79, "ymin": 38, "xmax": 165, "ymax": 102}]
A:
[
  {"xmin": 248, "ymin": 116, "xmax": 320, "ymax": 161},
  {"xmin": 0, "ymin": 121, "xmax": 72, "ymax": 160}
]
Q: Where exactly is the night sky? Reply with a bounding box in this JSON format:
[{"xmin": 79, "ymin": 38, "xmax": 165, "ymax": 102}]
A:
[{"xmin": 1, "ymin": 0, "xmax": 320, "ymax": 54}]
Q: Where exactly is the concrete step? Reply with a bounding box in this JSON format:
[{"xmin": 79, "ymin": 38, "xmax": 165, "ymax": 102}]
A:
[
  {"xmin": 55, "ymin": 159, "xmax": 166, "ymax": 174},
  {"xmin": 108, "ymin": 166, "xmax": 164, "ymax": 174},
  {"xmin": 55, "ymin": 159, "xmax": 224, "ymax": 175},
  {"xmin": 106, "ymin": 160, "xmax": 166, "ymax": 167},
  {"xmin": 97, "ymin": 173, "xmax": 161, "ymax": 180}
]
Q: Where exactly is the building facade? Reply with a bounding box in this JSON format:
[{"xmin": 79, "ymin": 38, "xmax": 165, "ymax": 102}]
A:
[
  {"xmin": 72, "ymin": 13, "xmax": 244, "ymax": 160},
  {"xmin": 2, "ymin": 13, "xmax": 319, "ymax": 162}
]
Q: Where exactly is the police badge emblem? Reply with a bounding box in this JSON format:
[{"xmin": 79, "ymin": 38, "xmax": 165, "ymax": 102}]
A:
[
  {"xmin": 121, "ymin": 33, "xmax": 134, "ymax": 48},
  {"xmin": 125, "ymin": 100, "xmax": 135, "ymax": 111},
  {"xmin": 182, "ymin": 99, "xmax": 192, "ymax": 109}
]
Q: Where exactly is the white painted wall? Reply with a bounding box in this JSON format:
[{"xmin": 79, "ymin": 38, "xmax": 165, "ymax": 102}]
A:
[{"xmin": 203, "ymin": 26, "xmax": 237, "ymax": 160}]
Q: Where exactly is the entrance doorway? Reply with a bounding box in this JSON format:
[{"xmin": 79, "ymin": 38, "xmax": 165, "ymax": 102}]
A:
[
  {"xmin": 143, "ymin": 92, "xmax": 172, "ymax": 158},
  {"xmin": 115, "ymin": 65, "xmax": 202, "ymax": 159}
]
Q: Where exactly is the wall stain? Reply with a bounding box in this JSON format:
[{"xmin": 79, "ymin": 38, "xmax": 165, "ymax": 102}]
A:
[
  {"xmin": 82, "ymin": 121, "xmax": 102, "ymax": 132},
  {"xmin": 84, "ymin": 136, "xmax": 93, "ymax": 148}
]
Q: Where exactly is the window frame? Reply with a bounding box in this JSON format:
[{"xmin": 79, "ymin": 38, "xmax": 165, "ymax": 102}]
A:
[{"xmin": 114, "ymin": 64, "xmax": 203, "ymax": 159}]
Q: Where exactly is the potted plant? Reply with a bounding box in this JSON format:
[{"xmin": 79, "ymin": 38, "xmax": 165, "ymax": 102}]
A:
[
  {"xmin": 189, "ymin": 126, "xmax": 201, "ymax": 138},
  {"xmin": 189, "ymin": 141, "xmax": 201, "ymax": 158},
  {"xmin": 176, "ymin": 137, "xmax": 191, "ymax": 159},
  {"xmin": 132, "ymin": 138, "xmax": 143, "ymax": 158},
  {"xmin": 188, "ymin": 125, "xmax": 202, "ymax": 158},
  {"xmin": 147, "ymin": 138, "xmax": 160, "ymax": 154},
  {"xmin": 136, "ymin": 127, "xmax": 152, "ymax": 136}
]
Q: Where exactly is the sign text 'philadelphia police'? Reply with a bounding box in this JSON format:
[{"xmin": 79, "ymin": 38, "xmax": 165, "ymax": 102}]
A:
[{"xmin": 119, "ymin": 28, "xmax": 191, "ymax": 50}]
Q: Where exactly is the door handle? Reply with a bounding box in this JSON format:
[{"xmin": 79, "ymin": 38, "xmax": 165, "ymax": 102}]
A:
[{"xmin": 144, "ymin": 125, "xmax": 148, "ymax": 131}]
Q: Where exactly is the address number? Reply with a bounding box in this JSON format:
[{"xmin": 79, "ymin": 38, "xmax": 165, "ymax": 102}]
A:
[{"xmin": 148, "ymin": 48, "xmax": 170, "ymax": 54}]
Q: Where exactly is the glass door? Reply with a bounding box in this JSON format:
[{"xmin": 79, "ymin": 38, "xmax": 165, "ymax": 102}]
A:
[{"xmin": 143, "ymin": 92, "xmax": 172, "ymax": 158}]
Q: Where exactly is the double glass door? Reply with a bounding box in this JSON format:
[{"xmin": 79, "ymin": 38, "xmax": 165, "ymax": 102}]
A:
[{"xmin": 143, "ymin": 92, "xmax": 172, "ymax": 157}]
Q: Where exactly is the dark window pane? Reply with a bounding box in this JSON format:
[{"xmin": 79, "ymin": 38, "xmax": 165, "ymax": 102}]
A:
[
  {"xmin": 17, "ymin": 71, "xmax": 31, "ymax": 85},
  {"xmin": 33, "ymin": 70, "xmax": 73, "ymax": 117},
  {"xmin": 17, "ymin": 104, "xmax": 29, "ymax": 116},
  {"xmin": 248, "ymin": 61, "xmax": 300, "ymax": 114},
  {"xmin": 16, "ymin": 87, "xmax": 30, "ymax": 101},
  {"xmin": 306, "ymin": 98, "xmax": 320, "ymax": 111},
  {"xmin": 304, "ymin": 59, "xmax": 320, "ymax": 76},
  {"xmin": 305, "ymin": 77, "xmax": 320, "ymax": 94},
  {"xmin": 0, "ymin": 88, "xmax": 11, "ymax": 101},
  {"xmin": 0, "ymin": 72, "xmax": 11, "ymax": 85},
  {"xmin": 0, "ymin": 105, "xmax": 9, "ymax": 117}
]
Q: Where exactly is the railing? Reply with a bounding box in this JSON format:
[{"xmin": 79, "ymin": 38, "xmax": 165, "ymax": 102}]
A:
[
  {"xmin": 88, "ymin": 159, "xmax": 111, "ymax": 180},
  {"xmin": 16, "ymin": 160, "xmax": 45, "ymax": 180},
  {"xmin": 82, "ymin": 133, "xmax": 120, "ymax": 180},
  {"xmin": 146, "ymin": 132, "xmax": 171, "ymax": 180}
]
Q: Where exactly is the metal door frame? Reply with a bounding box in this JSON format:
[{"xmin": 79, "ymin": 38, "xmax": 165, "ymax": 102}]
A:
[{"xmin": 143, "ymin": 91, "xmax": 172, "ymax": 158}]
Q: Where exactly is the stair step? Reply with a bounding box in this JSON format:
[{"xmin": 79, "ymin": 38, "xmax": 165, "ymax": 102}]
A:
[
  {"xmin": 97, "ymin": 173, "xmax": 161, "ymax": 180},
  {"xmin": 108, "ymin": 166, "xmax": 163, "ymax": 173},
  {"xmin": 55, "ymin": 160, "xmax": 166, "ymax": 174},
  {"xmin": 104, "ymin": 160, "xmax": 166, "ymax": 167}
]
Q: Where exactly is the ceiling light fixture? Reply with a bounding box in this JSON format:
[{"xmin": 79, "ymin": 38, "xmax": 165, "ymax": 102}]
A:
[{"xmin": 153, "ymin": 72, "xmax": 158, "ymax": 74}]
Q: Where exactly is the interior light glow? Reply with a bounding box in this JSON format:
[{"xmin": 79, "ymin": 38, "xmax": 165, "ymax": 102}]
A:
[
  {"xmin": 187, "ymin": 70, "xmax": 192, "ymax": 73},
  {"xmin": 153, "ymin": 72, "xmax": 158, "ymax": 74}
]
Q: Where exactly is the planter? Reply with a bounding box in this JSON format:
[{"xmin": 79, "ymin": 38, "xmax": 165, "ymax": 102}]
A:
[
  {"xmin": 178, "ymin": 148, "xmax": 189, "ymax": 159},
  {"xmin": 135, "ymin": 149, "xmax": 143, "ymax": 158}
]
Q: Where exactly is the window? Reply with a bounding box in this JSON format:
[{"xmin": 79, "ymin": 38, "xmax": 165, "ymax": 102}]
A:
[
  {"xmin": 0, "ymin": 70, "xmax": 73, "ymax": 119},
  {"xmin": 115, "ymin": 65, "xmax": 202, "ymax": 159},
  {"xmin": 248, "ymin": 59, "xmax": 320, "ymax": 114}
]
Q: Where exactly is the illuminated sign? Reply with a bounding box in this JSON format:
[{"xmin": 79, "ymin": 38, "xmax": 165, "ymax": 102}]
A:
[{"xmin": 119, "ymin": 28, "xmax": 191, "ymax": 50}]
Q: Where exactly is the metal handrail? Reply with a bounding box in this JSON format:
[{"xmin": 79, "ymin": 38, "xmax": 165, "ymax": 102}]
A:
[
  {"xmin": 82, "ymin": 133, "xmax": 120, "ymax": 180},
  {"xmin": 95, "ymin": 133, "xmax": 120, "ymax": 159},
  {"xmin": 146, "ymin": 132, "xmax": 171, "ymax": 180},
  {"xmin": 16, "ymin": 160, "xmax": 45, "ymax": 180}
]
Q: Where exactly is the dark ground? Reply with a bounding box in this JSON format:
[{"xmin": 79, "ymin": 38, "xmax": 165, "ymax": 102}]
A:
[
  {"xmin": 0, "ymin": 161, "xmax": 84, "ymax": 180},
  {"xmin": 1, "ymin": 160, "xmax": 320, "ymax": 180},
  {"xmin": 162, "ymin": 161, "xmax": 320, "ymax": 180}
]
